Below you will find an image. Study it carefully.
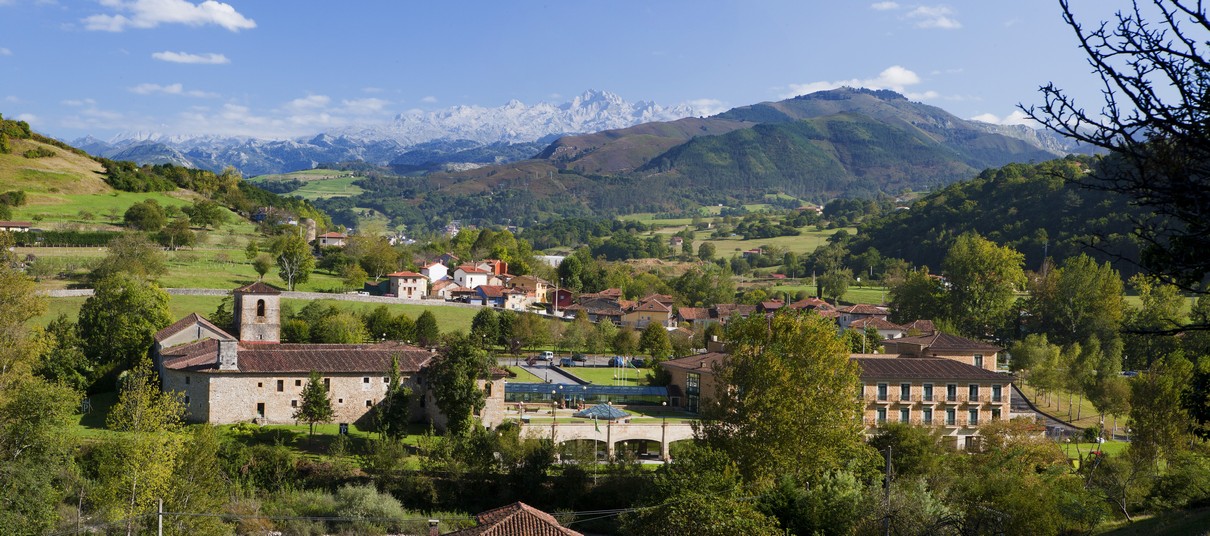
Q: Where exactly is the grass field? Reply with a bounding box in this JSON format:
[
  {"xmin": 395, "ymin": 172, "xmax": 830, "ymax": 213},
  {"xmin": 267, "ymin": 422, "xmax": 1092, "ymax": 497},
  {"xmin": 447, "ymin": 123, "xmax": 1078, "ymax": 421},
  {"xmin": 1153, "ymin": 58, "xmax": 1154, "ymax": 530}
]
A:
[
  {"xmin": 1094, "ymin": 507, "xmax": 1210, "ymax": 536},
  {"xmin": 1018, "ymin": 384, "xmax": 1129, "ymax": 431},
  {"xmin": 1061, "ymin": 440, "xmax": 1129, "ymax": 460},
  {"xmin": 761, "ymin": 284, "xmax": 890, "ymax": 305},
  {"xmin": 700, "ymin": 226, "xmax": 855, "ymax": 256},
  {"xmin": 248, "ymin": 170, "xmax": 365, "ymax": 200},
  {"xmin": 563, "ymin": 365, "xmax": 650, "ymax": 387}
]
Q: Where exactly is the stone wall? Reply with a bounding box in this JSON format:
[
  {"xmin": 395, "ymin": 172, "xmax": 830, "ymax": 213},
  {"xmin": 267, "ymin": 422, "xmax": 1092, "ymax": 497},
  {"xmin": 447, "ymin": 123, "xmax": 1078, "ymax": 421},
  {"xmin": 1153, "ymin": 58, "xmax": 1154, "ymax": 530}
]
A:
[{"xmin": 178, "ymin": 371, "xmax": 419, "ymax": 426}]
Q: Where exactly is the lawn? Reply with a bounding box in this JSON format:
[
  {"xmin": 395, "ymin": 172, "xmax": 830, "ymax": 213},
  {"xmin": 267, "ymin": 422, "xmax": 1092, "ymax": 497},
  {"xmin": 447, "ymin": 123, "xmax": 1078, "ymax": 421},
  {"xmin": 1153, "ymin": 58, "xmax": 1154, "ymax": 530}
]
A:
[
  {"xmin": 562, "ymin": 365, "xmax": 650, "ymax": 387},
  {"xmin": 762, "ymin": 284, "xmax": 890, "ymax": 305},
  {"xmin": 1060, "ymin": 440, "xmax": 1129, "ymax": 461}
]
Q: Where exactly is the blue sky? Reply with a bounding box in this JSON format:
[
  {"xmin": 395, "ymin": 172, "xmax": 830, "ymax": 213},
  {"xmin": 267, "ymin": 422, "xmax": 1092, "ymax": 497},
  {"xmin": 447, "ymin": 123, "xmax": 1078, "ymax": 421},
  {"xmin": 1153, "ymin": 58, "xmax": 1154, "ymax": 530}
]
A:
[{"xmin": 0, "ymin": 1, "xmax": 1128, "ymax": 140}]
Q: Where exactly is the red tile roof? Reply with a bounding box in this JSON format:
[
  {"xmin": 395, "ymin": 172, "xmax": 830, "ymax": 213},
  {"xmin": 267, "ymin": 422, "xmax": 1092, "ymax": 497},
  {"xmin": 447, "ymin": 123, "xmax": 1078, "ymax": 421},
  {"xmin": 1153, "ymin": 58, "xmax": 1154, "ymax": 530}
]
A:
[
  {"xmin": 386, "ymin": 271, "xmax": 425, "ymax": 278},
  {"xmin": 890, "ymin": 332, "xmax": 1002, "ymax": 353},
  {"xmin": 848, "ymin": 317, "xmax": 905, "ymax": 331},
  {"xmin": 161, "ymin": 341, "xmax": 435, "ymax": 374},
  {"xmin": 677, "ymin": 307, "xmax": 711, "ymax": 320},
  {"xmin": 854, "ymin": 356, "xmax": 1010, "ymax": 381},
  {"xmin": 838, "ymin": 304, "xmax": 888, "ymax": 315},
  {"xmin": 446, "ymin": 502, "xmax": 583, "ymax": 536},
  {"xmin": 153, "ymin": 313, "xmax": 235, "ymax": 342},
  {"xmin": 318, "ymin": 232, "xmax": 347, "ymax": 238},
  {"xmin": 787, "ymin": 297, "xmax": 835, "ymax": 311},
  {"xmin": 456, "ymin": 265, "xmax": 490, "ymax": 274}
]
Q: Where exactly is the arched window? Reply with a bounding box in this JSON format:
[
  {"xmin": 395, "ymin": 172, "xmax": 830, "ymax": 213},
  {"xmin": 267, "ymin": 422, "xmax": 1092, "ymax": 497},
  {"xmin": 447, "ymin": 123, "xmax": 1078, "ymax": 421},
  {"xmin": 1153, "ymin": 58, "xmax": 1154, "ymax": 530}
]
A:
[{"xmin": 256, "ymin": 299, "xmax": 266, "ymax": 318}]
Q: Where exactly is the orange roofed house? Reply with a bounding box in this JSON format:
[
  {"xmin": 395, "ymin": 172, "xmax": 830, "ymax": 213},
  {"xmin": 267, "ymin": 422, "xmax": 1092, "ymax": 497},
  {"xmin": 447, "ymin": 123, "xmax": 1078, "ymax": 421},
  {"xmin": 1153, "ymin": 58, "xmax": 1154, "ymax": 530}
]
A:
[{"xmin": 152, "ymin": 282, "xmax": 506, "ymax": 429}]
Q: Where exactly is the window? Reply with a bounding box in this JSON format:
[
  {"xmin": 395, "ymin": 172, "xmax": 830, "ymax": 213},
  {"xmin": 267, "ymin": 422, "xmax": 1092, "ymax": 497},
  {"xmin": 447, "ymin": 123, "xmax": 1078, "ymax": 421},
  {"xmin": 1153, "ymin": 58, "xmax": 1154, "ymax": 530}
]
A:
[
  {"xmin": 992, "ymin": 385, "xmax": 1003, "ymax": 402},
  {"xmin": 184, "ymin": 395, "xmax": 190, "ymax": 405},
  {"xmin": 291, "ymin": 400, "xmax": 298, "ymax": 408},
  {"xmin": 991, "ymin": 408, "xmax": 1002, "ymax": 420},
  {"xmin": 383, "ymin": 377, "xmax": 389, "ymax": 383},
  {"xmin": 484, "ymin": 382, "xmax": 492, "ymax": 397},
  {"xmin": 877, "ymin": 383, "xmax": 888, "ymax": 401},
  {"xmin": 323, "ymin": 378, "xmax": 330, "ymax": 390},
  {"xmin": 945, "ymin": 408, "xmax": 956, "ymax": 426},
  {"xmin": 256, "ymin": 403, "xmax": 265, "ymax": 419},
  {"xmin": 899, "ymin": 407, "xmax": 910, "ymax": 423},
  {"xmin": 923, "ymin": 384, "xmax": 933, "ymax": 401},
  {"xmin": 876, "ymin": 408, "xmax": 887, "ymax": 423},
  {"xmin": 256, "ymin": 299, "xmax": 266, "ymax": 318},
  {"xmin": 257, "ymin": 382, "xmax": 263, "ymax": 388},
  {"xmin": 922, "ymin": 407, "xmax": 933, "ymax": 425},
  {"xmin": 686, "ymin": 373, "xmax": 700, "ymax": 395},
  {"xmin": 968, "ymin": 408, "xmax": 979, "ymax": 426},
  {"xmin": 366, "ymin": 400, "xmax": 373, "ymax": 407},
  {"xmin": 363, "ymin": 377, "xmax": 370, "ymax": 383},
  {"xmin": 968, "ymin": 384, "xmax": 979, "ymax": 402},
  {"xmin": 337, "ymin": 398, "xmax": 343, "ymax": 404},
  {"xmin": 277, "ymin": 380, "xmax": 284, "ymax": 392},
  {"xmin": 946, "ymin": 384, "xmax": 957, "ymax": 401},
  {"xmin": 973, "ymin": 354, "xmax": 984, "ymax": 368},
  {"xmin": 184, "ymin": 376, "xmax": 190, "ymax": 385},
  {"xmin": 900, "ymin": 383, "xmax": 911, "ymax": 401},
  {"xmin": 295, "ymin": 379, "xmax": 302, "ymax": 387}
]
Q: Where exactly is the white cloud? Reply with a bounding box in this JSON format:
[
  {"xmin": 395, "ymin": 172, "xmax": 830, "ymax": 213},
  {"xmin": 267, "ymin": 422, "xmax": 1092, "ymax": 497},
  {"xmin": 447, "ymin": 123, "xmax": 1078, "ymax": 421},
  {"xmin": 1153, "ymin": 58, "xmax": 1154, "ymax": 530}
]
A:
[
  {"xmin": 15, "ymin": 113, "xmax": 39, "ymax": 124},
  {"xmin": 61, "ymin": 98, "xmax": 97, "ymax": 107},
  {"xmin": 0, "ymin": 47, "xmax": 11, "ymax": 56},
  {"xmin": 340, "ymin": 98, "xmax": 390, "ymax": 115},
  {"xmin": 420, "ymin": 96, "xmax": 438, "ymax": 104},
  {"xmin": 870, "ymin": 2, "xmax": 899, "ymax": 10},
  {"xmin": 84, "ymin": 0, "xmax": 255, "ymax": 32},
  {"xmin": 129, "ymin": 82, "xmax": 217, "ymax": 98},
  {"xmin": 285, "ymin": 94, "xmax": 331, "ymax": 110},
  {"xmin": 780, "ymin": 65, "xmax": 930, "ymax": 99},
  {"xmin": 683, "ymin": 98, "xmax": 728, "ymax": 116},
  {"xmin": 3, "ymin": 95, "xmax": 19, "ymax": 103},
  {"xmin": 908, "ymin": 5, "xmax": 961, "ymax": 29},
  {"xmin": 970, "ymin": 110, "xmax": 1034, "ymax": 126},
  {"xmin": 152, "ymin": 50, "xmax": 229, "ymax": 64}
]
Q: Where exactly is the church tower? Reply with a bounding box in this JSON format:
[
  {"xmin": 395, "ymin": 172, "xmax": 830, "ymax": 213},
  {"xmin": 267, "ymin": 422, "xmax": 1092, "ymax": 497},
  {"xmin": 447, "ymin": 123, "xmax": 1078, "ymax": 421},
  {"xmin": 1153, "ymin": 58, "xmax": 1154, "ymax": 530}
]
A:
[{"xmin": 233, "ymin": 282, "xmax": 281, "ymax": 343}]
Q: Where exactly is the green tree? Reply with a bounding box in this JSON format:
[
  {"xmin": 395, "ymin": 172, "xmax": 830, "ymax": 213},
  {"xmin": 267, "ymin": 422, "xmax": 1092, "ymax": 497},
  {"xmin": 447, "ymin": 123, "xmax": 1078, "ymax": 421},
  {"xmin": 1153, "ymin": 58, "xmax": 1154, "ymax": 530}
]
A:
[
  {"xmin": 312, "ymin": 311, "xmax": 368, "ymax": 343},
  {"xmin": 89, "ymin": 233, "xmax": 167, "ymax": 283},
  {"xmin": 157, "ymin": 216, "xmax": 195, "ymax": 250},
  {"xmin": 819, "ymin": 268, "xmax": 853, "ymax": 304},
  {"xmin": 469, "ymin": 307, "xmax": 500, "ymax": 349},
  {"xmin": 639, "ymin": 322, "xmax": 673, "ymax": 361},
  {"xmin": 942, "ymin": 232, "xmax": 1026, "ymax": 337},
  {"xmin": 1028, "ymin": 254, "xmax": 1124, "ymax": 346},
  {"xmin": 252, "ymin": 252, "xmax": 273, "ymax": 280},
  {"xmin": 244, "ymin": 241, "xmax": 259, "ymax": 261},
  {"xmin": 34, "ymin": 314, "xmax": 91, "ymax": 391},
  {"xmin": 95, "ymin": 358, "xmax": 184, "ymax": 535},
  {"xmin": 272, "ymin": 231, "xmax": 316, "ymax": 291},
  {"xmin": 164, "ymin": 426, "xmax": 230, "ymax": 536},
  {"xmin": 349, "ymin": 235, "xmax": 399, "ymax": 281},
  {"xmin": 295, "ymin": 371, "xmax": 335, "ymax": 437},
  {"xmin": 511, "ymin": 312, "xmax": 549, "ymax": 353},
  {"xmin": 1122, "ymin": 275, "xmax": 1186, "ymax": 370},
  {"xmin": 414, "ymin": 310, "xmax": 440, "ymax": 346},
  {"xmin": 673, "ymin": 264, "xmax": 735, "ymax": 306},
  {"xmin": 123, "ymin": 199, "xmax": 167, "ymax": 232},
  {"xmin": 427, "ymin": 334, "xmax": 491, "ymax": 435},
  {"xmin": 78, "ymin": 273, "xmax": 172, "ymax": 375},
  {"xmin": 612, "ymin": 328, "xmax": 638, "ymax": 356},
  {"xmin": 377, "ymin": 355, "xmax": 413, "ymax": 439},
  {"xmin": 341, "ymin": 263, "xmax": 368, "ymax": 291},
  {"xmin": 887, "ymin": 267, "xmax": 947, "ymax": 324},
  {"xmin": 0, "ymin": 376, "xmax": 79, "ymax": 536},
  {"xmin": 698, "ymin": 242, "xmax": 716, "ymax": 261},
  {"xmin": 181, "ymin": 199, "xmax": 227, "ymax": 229},
  {"xmin": 1129, "ymin": 355, "xmax": 1195, "ymax": 464},
  {"xmin": 699, "ymin": 310, "xmax": 874, "ymax": 485}
]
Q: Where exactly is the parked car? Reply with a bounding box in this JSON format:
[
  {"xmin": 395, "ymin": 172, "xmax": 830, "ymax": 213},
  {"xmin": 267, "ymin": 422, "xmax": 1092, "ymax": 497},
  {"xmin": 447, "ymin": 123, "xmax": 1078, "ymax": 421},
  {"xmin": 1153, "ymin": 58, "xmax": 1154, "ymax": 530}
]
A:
[
  {"xmin": 608, "ymin": 356, "xmax": 626, "ymax": 367},
  {"xmin": 560, "ymin": 357, "xmax": 575, "ymax": 367},
  {"xmin": 538, "ymin": 351, "xmax": 555, "ymax": 361},
  {"xmin": 572, "ymin": 353, "xmax": 587, "ymax": 362},
  {"xmin": 631, "ymin": 358, "xmax": 646, "ymax": 368}
]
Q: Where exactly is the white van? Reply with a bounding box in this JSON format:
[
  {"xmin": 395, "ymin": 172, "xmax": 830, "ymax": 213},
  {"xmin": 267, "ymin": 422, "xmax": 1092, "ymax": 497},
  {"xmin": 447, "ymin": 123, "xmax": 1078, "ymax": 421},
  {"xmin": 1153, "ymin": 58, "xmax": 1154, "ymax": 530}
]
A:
[{"xmin": 539, "ymin": 351, "xmax": 555, "ymax": 361}]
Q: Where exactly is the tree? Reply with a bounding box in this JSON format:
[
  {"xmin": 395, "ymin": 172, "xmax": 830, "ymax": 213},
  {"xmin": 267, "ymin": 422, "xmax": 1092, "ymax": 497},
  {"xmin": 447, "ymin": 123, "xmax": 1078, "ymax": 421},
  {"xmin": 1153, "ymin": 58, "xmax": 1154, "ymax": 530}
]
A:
[
  {"xmin": 272, "ymin": 231, "xmax": 315, "ymax": 291},
  {"xmin": 1023, "ymin": 0, "xmax": 1210, "ymax": 317},
  {"xmin": 78, "ymin": 273, "xmax": 172, "ymax": 376},
  {"xmin": 414, "ymin": 310, "xmax": 440, "ymax": 346},
  {"xmin": 244, "ymin": 241, "xmax": 259, "ymax": 261},
  {"xmin": 0, "ymin": 376, "xmax": 79, "ymax": 536},
  {"xmin": 123, "ymin": 199, "xmax": 167, "ymax": 232},
  {"xmin": 295, "ymin": 371, "xmax": 334, "ymax": 437},
  {"xmin": 182, "ymin": 199, "xmax": 226, "ymax": 229},
  {"xmin": 341, "ymin": 263, "xmax": 368, "ymax": 291},
  {"xmin": 252, "ymin": 252, "xmax": 273, "ymax": 280},
  {"xmin": 1122, "ymin": 275, "xmax": 1186, "ymax": 370},
  {"xmin": 1129, "ymin": 355, "xmax": 1195, "ymax": 464},
  {"xmin": 942, "ymin": 232, "xmax": 1026, "ymax": 337},
  {"xmin": 698, "ymin": 310, "xmax": 875, "ymax": 485},
  {"xmin": 698, "ymin": 242, "xmax": 716, "ymax": 261},
  {"xmin": 887, "ymin": 267, "xmax": 947, "ymax": 324},
  {"xmin": 95, "ymin": 358, "xmax": 184, "ymax": 535},
  {"xmin": 349, "ymin": 235, "xmax": 399, "ymax": 281},
  {"xmin": 427, "ymin": 334, "xmax": 491, "ymax": 435},
  {"xmin": 818, "ymin": 268, "xmax": 853, "ymax": 304},
  {"xmin": 377, "ymin": 355, "xmax": 413, "ymax": 439},
  {"xmin": 511, "ymin": 312, "xmax": 549, "ymax": 353},
  {"xmin": 639, "ymin": 322, "xmax": 673, "ymax": 361},
  {"xmin": 311, "ymin": 311, "xmax": 368, "ymax": 343},
  {"xmin": 157, "ymin": 216, "xmax": 195, "ymax": 250},
  {"xmin": 1028, "ymin": 254, "xmax": 1124, "ymax": 346},
  {"xmin": 163, "ymin": 426, "xmax": 230, "ymax": 536},
  {"xmin": 470, "ymin": 307, "xmax": 500, "ymax": 349},
  {"xmin": 673, "ymin": 264, "xmax": 736, "ymax": 307},
  {"xmin": 89, "ymin": 233, "xmax": 167, "ymax": 283},
  {"xmin": 34, "ymin": 314, "xmax": 91, "ymax": 391},
  {"xmin": 612, "ymin": 328, "xmax": 638, "ymax": 356}
]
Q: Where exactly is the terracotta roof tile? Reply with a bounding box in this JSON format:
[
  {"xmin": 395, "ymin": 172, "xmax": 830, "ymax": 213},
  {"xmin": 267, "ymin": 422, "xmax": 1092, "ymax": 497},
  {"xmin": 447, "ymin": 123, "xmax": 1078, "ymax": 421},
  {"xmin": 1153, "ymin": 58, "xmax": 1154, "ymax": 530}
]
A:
[
  {"xmin": 677, "ymin": 307, "xmax": 711, "ymax": 320},
  {"xmin": 854, "ymin": 356, "xmax": 1010, "ymax": 381},
  {"xmin": 838, "ymin": 304, "xmax": 888, "ymax": 315},
  {"xmin": 446, "ymin": 502, "xmax": 583, "ymax": 536},
  {"xmin": 234, "ymin": 281, "xmax": 281, "ymax": 295},
  {"xmin": 386, "ymin": 271, "xmax": 425, "ymax": 278},
  {"xmin": 890, "ymin": 332, "xmax": 1002, "ymax": 352},
  {"xmin": 154, "ymin": 313, "xmax": 236, "ymax": 342}
]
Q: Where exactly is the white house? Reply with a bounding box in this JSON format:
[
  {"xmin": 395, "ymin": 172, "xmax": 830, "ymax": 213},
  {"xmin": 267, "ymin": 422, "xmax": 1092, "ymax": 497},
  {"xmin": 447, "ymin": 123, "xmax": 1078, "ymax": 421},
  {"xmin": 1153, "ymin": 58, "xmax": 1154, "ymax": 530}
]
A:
[
  {"xmin": 453, "ymin": 264, "xmax": 491, "ymax": 290},
  {"xmin": 420, "ymin": 261, "xmax": 448, "ymax": 282}
]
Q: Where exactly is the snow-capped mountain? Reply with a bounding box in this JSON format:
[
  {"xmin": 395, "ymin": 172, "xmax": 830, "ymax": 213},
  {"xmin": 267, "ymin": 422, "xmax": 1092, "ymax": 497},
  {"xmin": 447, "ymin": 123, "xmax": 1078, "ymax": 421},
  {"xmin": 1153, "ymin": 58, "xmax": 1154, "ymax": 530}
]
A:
[{"xmin": 76, "ymin": 90, "xmax": 699, "ymax": 176}]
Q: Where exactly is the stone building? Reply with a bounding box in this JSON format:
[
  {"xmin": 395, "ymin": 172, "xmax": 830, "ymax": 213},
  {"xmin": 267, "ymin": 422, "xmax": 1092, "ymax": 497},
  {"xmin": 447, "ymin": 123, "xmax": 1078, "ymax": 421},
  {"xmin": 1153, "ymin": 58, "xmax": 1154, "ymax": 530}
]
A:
[{"xmin": 153, "ymin": 282, "xmax": 505, "ymax": 429}]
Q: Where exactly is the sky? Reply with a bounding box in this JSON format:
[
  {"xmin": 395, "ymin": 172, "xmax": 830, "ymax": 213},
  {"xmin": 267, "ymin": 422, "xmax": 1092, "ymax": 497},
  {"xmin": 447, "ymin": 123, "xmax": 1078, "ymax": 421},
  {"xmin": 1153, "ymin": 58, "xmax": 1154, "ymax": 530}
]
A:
[{"xmin": 0, "ymin": 0, "xmax": 1133, "ymax": 141}]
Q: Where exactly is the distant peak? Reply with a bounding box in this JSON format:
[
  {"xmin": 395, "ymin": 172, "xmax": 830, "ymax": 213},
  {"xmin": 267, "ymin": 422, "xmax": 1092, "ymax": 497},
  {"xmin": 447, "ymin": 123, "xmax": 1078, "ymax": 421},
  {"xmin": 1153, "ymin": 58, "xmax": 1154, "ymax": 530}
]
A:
[{"xmin": 794, "ymin": 86, "xmax": 907, "ymax": 101}]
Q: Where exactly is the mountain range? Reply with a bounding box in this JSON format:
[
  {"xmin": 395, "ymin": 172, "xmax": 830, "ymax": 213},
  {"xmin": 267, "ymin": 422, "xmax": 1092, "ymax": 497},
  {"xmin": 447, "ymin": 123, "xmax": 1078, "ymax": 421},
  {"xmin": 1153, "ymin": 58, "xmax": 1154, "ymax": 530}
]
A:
[{"xmin": 73, "ymin": 90, "xmax": 697, "ymax": 176}]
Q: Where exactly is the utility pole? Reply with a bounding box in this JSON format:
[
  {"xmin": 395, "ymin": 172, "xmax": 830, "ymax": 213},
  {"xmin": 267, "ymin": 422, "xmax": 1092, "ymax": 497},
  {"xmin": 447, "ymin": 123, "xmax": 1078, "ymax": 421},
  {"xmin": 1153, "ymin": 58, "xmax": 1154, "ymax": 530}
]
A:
[
  {"xmin": 883, "ymin": 446, "xmax": 892, "ymax": 536},
  {"xmin": 158, "ymin": 498, "xmax": 164, "ymax": 536}
]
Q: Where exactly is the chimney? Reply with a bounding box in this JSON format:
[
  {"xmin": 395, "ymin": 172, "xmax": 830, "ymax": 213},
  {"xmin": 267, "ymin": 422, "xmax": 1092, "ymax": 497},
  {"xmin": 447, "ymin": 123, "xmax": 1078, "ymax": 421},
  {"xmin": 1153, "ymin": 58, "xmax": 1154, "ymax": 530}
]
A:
[
  {"xmin": 428, "ymin": 519, "xmax": 440, "ymax": 536},
  {"xmin": 218, "ymin": 339, "xmax": 238, "ymax": 371}
]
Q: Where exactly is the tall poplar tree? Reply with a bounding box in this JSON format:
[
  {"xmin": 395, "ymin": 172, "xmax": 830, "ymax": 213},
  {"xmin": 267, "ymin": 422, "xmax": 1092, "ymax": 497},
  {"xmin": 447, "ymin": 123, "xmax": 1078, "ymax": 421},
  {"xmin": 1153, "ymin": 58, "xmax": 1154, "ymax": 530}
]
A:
[{"xmin": 295, "ymin": 371, "xmax": 334, "ymax": 437}]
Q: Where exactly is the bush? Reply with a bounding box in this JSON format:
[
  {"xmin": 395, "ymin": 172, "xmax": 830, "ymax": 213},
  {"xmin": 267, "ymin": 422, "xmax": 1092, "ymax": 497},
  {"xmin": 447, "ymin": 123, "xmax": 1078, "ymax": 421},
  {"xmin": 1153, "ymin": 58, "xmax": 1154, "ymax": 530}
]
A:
[{"xmin": 21, "ymin": 146, "xmax": 55, "ymax": 159}]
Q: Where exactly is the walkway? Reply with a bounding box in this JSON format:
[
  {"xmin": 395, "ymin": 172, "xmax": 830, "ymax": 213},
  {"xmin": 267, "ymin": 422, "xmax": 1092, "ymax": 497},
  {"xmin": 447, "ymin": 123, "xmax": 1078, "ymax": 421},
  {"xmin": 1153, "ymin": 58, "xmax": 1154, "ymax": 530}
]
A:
[{"xmin": 1012, "ymin": 384, "xmax": 1081, "ymax": 438}]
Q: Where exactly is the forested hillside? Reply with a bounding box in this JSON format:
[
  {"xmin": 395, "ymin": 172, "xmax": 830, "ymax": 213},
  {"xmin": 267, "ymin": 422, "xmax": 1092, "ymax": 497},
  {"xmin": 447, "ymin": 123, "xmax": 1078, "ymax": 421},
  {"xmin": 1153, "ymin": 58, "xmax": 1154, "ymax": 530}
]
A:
[{"xmin": 851, "ymin": 156, "xmax": 1141, "ymax": 273}]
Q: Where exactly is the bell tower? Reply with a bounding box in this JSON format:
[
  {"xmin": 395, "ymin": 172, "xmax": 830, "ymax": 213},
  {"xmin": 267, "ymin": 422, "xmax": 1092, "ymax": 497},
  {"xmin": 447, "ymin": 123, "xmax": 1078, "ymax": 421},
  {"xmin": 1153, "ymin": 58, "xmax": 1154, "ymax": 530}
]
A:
[{"xmin": 233, "ymin": 282, "xmax": 281, "ymax": 343}]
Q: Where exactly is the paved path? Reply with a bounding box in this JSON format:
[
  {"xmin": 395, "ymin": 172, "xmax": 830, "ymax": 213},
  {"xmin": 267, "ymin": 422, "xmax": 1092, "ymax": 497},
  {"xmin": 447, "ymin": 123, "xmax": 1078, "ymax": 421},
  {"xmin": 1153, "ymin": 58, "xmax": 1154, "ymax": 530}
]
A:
[{"xmin": 1012, "ymin": 384, "xmax": 1081, "ymax": 438}]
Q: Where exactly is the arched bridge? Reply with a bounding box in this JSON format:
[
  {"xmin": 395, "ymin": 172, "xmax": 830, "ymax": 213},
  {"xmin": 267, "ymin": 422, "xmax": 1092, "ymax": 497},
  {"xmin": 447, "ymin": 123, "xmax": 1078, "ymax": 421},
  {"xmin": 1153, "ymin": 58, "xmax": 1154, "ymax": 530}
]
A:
[{"xmin": 520, "ymin": 421, "xmax": 696, "ymax": 460}]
